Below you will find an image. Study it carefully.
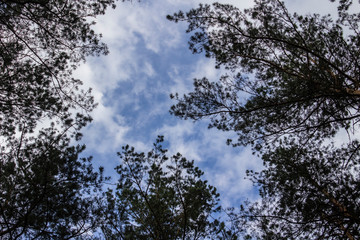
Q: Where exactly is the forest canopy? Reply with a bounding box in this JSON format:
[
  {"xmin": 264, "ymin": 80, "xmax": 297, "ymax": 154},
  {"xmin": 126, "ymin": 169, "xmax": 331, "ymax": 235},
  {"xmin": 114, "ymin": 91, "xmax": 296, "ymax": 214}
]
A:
[
  {"xmin": 0, "ymin": 0, "xmax": 118, "ymax": 238},
  {"xmin": 1, "ymin": 0, "xmax": 359, "ymax": 239},
  {"xmin": 168, "ymin": 0, "xmax": 360, "ymax": 239},
  {"xmin": 169, "ymin": 0, "xmax": 360, "ymax": 150}
]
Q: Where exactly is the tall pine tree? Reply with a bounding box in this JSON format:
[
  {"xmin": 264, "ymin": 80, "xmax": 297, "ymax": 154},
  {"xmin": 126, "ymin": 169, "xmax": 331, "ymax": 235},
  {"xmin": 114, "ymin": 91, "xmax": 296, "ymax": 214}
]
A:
[{"xmin": 168, "ymin": 0, "xmax": 360, "ymax": 238}]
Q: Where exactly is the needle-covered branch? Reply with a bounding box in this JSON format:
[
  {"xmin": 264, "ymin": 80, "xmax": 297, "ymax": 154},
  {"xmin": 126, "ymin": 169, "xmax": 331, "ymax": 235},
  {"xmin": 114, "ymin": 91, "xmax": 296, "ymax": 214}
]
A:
[
  {"xmin": 234, "ymin": 139, "xmax": 360, "ymax": 239},
  {"xmin": 168, "ymin": 0, "xmax": 360, "ymax": 149},
  {"xmin": 101, "ymin": 137, "xmax": 236, "ymax": 240},
  {"xmin": 0, "ymin": 0, "xmax": 127, "ymax": 137}
]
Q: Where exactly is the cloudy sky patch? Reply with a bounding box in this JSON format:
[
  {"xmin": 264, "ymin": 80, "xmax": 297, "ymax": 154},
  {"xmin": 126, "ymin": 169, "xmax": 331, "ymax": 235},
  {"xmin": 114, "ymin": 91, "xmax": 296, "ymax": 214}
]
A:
[{"xmin": 76, "ymin": 0, "xmax": 343, "ymax": 208}]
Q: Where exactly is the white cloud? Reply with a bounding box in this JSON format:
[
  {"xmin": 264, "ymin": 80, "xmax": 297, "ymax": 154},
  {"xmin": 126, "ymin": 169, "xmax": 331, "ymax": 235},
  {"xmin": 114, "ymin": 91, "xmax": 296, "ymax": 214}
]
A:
[
  {"xmin": 143, "ymin": 61, "xmax": 156, "ymax": 77},
  {"xmin": 190, "ymin": 58, "xmax": 219, "ymax": 82},
  {"xmin": 95, "ymin": 1, "xmax": 187, "ymax": 53},
  {"xmin": 156, "ymin": 121, "xmax": 202, "ymax": 160},
  {"xmin": 206, "ymin": 146, "xmax": 263, "ymax": 207},
  {"xmin": 82, "ymin": 103, "xmax": 130, "ymax": 153}
]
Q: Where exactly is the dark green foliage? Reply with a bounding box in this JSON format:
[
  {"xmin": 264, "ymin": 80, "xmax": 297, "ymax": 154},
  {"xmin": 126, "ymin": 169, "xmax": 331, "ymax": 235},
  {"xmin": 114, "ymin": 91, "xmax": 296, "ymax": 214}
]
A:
[
  {"xmin": 102, "ymin": 137, "xmax": 236, "ymax": 240},
  {"xmin": 0, "ymin": 0, "xmax": 127, "ymax": 238},
  {"xmin": 0, "ymin": 126, "xmax": 105, "ymax": 239},
  {"xmin": 232, "ymin": 139, "xmax": 360, "ymax": 239},
  {"xmin": 168, "ymin": 0, "xmax": 360, "ymax": 239},
  {"xmin": 168, "ymin": 0, "xmax": 360, "ymax": 150},
  {"xmin": 0, "ymin": 0, "xmax": 122, "ymax": 137}
]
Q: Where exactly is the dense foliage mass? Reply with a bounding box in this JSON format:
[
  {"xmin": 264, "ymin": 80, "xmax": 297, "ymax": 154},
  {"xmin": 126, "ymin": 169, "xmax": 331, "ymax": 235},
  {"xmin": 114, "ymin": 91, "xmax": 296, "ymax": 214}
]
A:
[
  {"xmin": 0, "ymin": 0, "xmax": 120, "ymax": 137},
  {"xmin": 236, "ymin": 139, "xmax": 360, "ymax": 239},
  {"xmin": 102, "ymin": 137, "xmax": 235, "ymax": 240},
  {"xmin": 0, "ymin": 127, "xmax": 104, "ymax": 239},
  {"xmin": 168, "ymin": 0, "xmax": 360, "ymax": 150},
  {"xmin": 0, "ymin": 0, "xmax": 120, "ymax": 238},
  {"xmin": 169, "ymin": 0, "xmax": 360, "ymax": 239},
  {"xmin": 2, "ymin": 0, "xmax": 359, "ymax": 239}
]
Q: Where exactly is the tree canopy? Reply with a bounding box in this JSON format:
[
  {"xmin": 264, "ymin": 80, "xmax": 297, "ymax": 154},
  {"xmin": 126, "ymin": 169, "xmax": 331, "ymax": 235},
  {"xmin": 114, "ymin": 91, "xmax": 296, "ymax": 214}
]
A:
[
  {"xmin": 168, "ymin": 0, "xmax": 360, "ymax": 239},
  {"xmin": 0, "ymin": 0, "xmax": 123, "ymax": 238},
  {"xmin": 234, "ymin": 139, "xmax": 360, "ymax": 239},
  {"xmin": 0, "ymin": 0, "xmax": 121, "ymax": 138},
  {"xmin": 2, "ymin": 0, "xmax": 360, "ymax": 239},
  {"xmin": 168, "ymin": 0, "xmax": 360, "ymax": 150},
  {"xmin": 101, "ymin": 137, "xmax": 235, "ymax": 240},
  {"xmin": 0, "ymin": 126, "xmax": 105, "ymax": 239}
]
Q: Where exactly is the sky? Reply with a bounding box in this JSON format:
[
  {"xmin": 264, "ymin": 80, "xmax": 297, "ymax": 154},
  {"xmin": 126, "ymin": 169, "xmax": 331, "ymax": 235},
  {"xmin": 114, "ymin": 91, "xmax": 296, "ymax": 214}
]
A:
[{"xmin": 74, "ymin": 0, "xmax": 356, "ymax": 208}]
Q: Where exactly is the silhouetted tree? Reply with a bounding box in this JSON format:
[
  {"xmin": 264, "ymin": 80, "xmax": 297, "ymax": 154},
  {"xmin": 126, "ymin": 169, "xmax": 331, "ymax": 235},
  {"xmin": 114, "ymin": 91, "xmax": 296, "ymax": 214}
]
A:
[
  {"xmin": 0, "ymin": 0, "xmax": 127, "ymax": 238},
  {"xmin": 0, "ymin": 0, "xmax": 123, "ymax": 137},
  {"xmin": 230, "ymin": 139, "xmax": 360, "ymax": 240},
  {"xmin": 102, "ymin": 137, "xmax": 236, "ymax": 240},
  {"xmin": 0, "ymin": 126, "xmax": 105, "ymax": 239},
  {"xmin": 168, "ymin": 0, "xmax": 360, "ymax": 150},
  {"xmin": 168, "ymin": 0, "xmax": 360, "ymax": 239}
]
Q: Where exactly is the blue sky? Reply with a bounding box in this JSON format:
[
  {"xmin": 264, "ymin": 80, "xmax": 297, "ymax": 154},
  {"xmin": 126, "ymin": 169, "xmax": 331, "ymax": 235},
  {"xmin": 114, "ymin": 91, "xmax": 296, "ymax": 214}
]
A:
[{"xmin": 74, "ymin": 0, "xmax": 351, "ymax": 208}]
